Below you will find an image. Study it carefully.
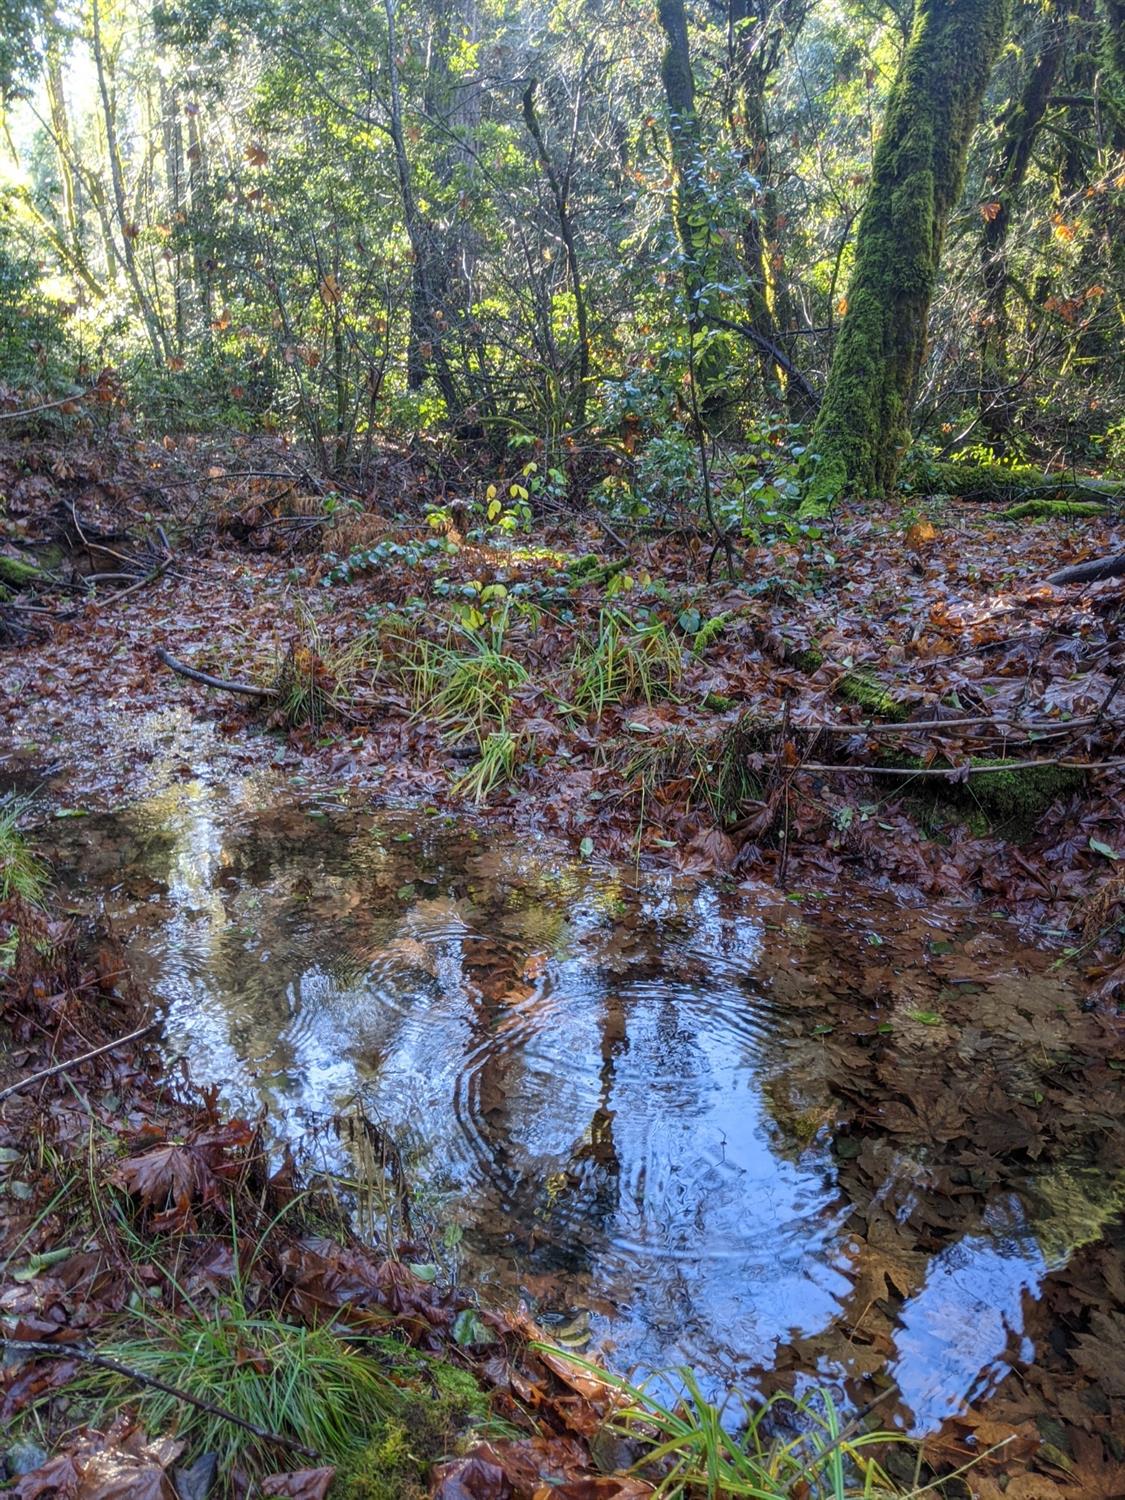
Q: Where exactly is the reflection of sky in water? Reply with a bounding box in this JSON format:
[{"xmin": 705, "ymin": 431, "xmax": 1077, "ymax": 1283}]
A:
[
  {"xmin": 894, "ymin": 1200, "xmax": 1046, "ymax": 1432},
  {"xmin": 84, "ymin": 780, "xmax": 1111, "ymax": 1434}
]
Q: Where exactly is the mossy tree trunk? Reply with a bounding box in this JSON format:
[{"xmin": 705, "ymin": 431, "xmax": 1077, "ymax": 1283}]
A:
[
  {"xmin": 726, "ymin": 0, "xmax": 811, "ymax": 416},
  {"xmin": 800, "ymin": 0, "xmax": 1010, "ymax": 517},
  {"xmin": 658, "ymin": 0, "xmax": 710, "ymax": 334},
  {"xmin": 978, "ymin": 7, "xmax": 1067, "ymax": 437}
]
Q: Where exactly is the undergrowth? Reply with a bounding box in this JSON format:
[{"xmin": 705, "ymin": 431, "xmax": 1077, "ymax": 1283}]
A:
[
  {"xmin": 626, "ymin": 716, "xmax": 764, "ymax": 829},
  {"xmin": 552, "ymin": 1353, "xmax": 913, "ymax": 1499},
  {"xmin": 570, "ymin": 608, "xmax": 683, "ymax": 720},
  {"xmin": 275, "ymin": 610, "xmax": 381, "ymax": 727},
  {"xmin": 0, "ymin": 797, "xmax": 48, "ymax": 905},
  {"xmin": 397, "ymin": 607, "xmax": 528, "ymax": 743},
  {"xmin": 451, "ymin": 729, "xmax": 532, "ymax": 803},
  {"xmin": 77, "ymin": 1303, "xmax": 485, "ymax": 1480}
]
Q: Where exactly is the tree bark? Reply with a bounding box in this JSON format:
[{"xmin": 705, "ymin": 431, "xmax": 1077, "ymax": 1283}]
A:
[
  {"xmin": 657, "ymin": 0, "xmax": 710, "ymax": 332},
  {"xmin": 522, "ymin": 80, "xmax": 591, "ymax": 421},
  {"xmin": 90, "ymin": 0, "xmax": 169, "ymax": 362},
  {"xmin": 978, "ymin": 8, "xmax": 1067, "ymax": 436},
  {"xmin": 726, "ymin": 0, "xmax": 809, "ymax": 414},
  {"xmin": 382, "ymin": 0, "xmax": 460, "ymax": 414},
  {"xmin": 801, "ymin": 0, "xmax": 1010, "ymax": 515}
]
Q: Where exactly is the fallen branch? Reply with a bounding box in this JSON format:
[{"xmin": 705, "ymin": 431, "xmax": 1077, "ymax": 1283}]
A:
[
  {"xmin": 0, "ymin": 392, "xmax": 88, "ymax": 423},
  {"xmin": 1, "ymin": 1338, "xmax": 317, "ymax": 1459},
  {"xmin": 1001, "ymin": 498, "xmax": 1107, "ymax": 520},
  {"xmin": 1048, "ymin": 553, "xmax": 1125, "ymax": 586},
  {"xmin": 799, "ymin": 755, "xmax": 1125, "ymax": 778},
  {"xmin": 156, "ymin": 646, "xmax": 277, "ymax": 699},
  {"xmin": 98, "ymin": 561, "xmax": 175, "ymax": 608},
  {"xmin": 0, "ymin": 1019, "xmax": 160, "ymax": 1105},
  {"xmin": 803, "ymin": 711, "xmax": 1107, "ymax": 737}
]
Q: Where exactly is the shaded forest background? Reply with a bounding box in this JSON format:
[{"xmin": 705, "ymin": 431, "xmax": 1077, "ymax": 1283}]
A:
[{"xmin": 1, "ymin": 0, "xmax": 1123, "ymax": 513}]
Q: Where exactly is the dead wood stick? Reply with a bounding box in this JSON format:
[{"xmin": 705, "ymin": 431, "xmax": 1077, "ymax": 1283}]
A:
[
  {"xmin": 0, "ymin": 1020, "xmax": 161, "ymax": 1105},
  {"xmin": 155, "ymin": 646, "xmax": 277, "ymax": 698},
  {"xmin": 1, "ymin": 1339, "xmax": 318, "ymax": 1459},
  {"xmin": 799, "ymin": 756, "xmax": 1125, "ymax": 779},
  {"xmin": 787, "ymin": 713, "xmax": 1106, "ymax": 737},
  {"xmin": 1048, "ymin": 553, "xmax": 1125, "ymax": 586},
  {"xmin": 98, "ymin": 560, "xmax": 176, "ymax": 607},
  {"xmin": 0, "ymin": 393, "xmax": 89, "ymax": 422}
]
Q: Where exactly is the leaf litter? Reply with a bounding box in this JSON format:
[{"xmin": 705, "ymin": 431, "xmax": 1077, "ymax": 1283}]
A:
[{"xmin": 0, "ymin": 425, "xmax": 1123, "ymax": 1496}]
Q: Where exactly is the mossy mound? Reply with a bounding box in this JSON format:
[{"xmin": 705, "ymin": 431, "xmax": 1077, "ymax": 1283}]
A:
[{"xmin": 335, "ymin": 1362, "xmax": 488, "ymax": 1500}]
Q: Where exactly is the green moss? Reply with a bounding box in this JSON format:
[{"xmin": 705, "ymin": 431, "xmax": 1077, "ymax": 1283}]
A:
[
  {"xmin": 907, "ymin": 458, "xmax": 1124, "ymax": 504},
  {"xmin": 884, "ymin": 752, "xmax": 1084, "ymax": 824},
  {"xmin": 792, "ymin": 646, "xmax": 909, "ymax": 722},
  {"xmin": 335, "ymin": 1362, "xmax": 488, "ymax": 1500},
  {"xmin": 799, "ymin": 0, "xmax": 1010, "ymax": 508},
  {"xmin": 1001, "ymin": 499, "xmax": 1108, "ymax": 520},
  {"xmin": 702, "ymin": 691, "xmax": 737, "ymax": 712},
  {"xmin": 964, "ymin": 807, "xmax": 992, "ymax": 838},
  {"xmin": 964, "ymin": 760, "xmax": 1085, "ymax": 821},
  {"xmin": 837, "ymin": 670, "xmax": 909, "ymax": 721},
  {"xmin": 0, "ymin": 554, "xmax": 43, "ymax": 587}
]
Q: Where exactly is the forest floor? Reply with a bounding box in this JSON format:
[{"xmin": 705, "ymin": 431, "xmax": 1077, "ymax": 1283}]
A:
[
  {"xmin": 1, "ymin": 424, "xmax": 1124, "ymax": 988},
  {"xmin": 1, "ymin": 421, "xmax": 1124, "ymax": 1500}
]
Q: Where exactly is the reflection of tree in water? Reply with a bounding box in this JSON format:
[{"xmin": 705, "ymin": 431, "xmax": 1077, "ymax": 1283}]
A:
[{"xmin": 748, "ymin": 918, "xmax": 1125, "ymax": 1433}]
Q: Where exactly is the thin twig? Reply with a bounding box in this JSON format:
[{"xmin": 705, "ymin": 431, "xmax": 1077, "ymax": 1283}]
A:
[
  {"xmin": 0, "ymin": 1339, "xmax": 317, "ymax": 1459},
  {"xmin": 0, "ymin": 1020, "xmax": 160, "ymax": 1105},
  {"xmin": 801, "ymin": 711, "xmax": 1108, "ymax": 736},
  {"xmin": 0, "ymin": 393, "xmax": 89, "ymax": 422},
  {"xmin": 799, "ymin": 756, "xmax": 1125, "ymax": 778},
  {"xmin": 155, "ymin": 647, "xmax": 277, "ymax": 699},
  {"xmin": 97, "ymin": 560, "xmax": 175, "ymax": 608}
]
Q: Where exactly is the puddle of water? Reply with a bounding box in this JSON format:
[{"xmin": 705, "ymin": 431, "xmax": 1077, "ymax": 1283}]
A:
[{"xmin": 40, "ymin": 774, "xmax": 1125, "ymax": 1437}]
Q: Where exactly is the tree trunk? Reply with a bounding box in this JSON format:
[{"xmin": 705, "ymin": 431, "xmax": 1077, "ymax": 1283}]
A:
[
  {"xmin": 801, "ymin": 0, "xmax": 1010, "ymax": 515},
  {"xmin": 978, "ymin": 8, "xmax": 1067, "ymax": 436},
  {"xmin": 726, "ymin": 0, "xmax": 808, "ymax": 414},
  {"xmin": 521, "ymin": 80, "xmax": 590, "ymax": 422},
  {"xmin": 90, "ymin": 0, "xmax": 169, "ymax": 362},
  {"xmin": 382, "ymin": 0, "xmax": 460, "ymax": 415},
  {"xmin": 657, "ymin": 0, "xmax": 710, "ymax": 332}
]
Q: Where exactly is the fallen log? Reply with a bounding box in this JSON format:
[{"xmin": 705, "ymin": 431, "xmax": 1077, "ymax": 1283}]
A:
[
  {"xmin": 1048, "ymin": 553, "xmax": 1125, "ymax": 586},
  {"xmin": 156, "ymin": 646, "xmax": 277, "ymax": 698},
  {"xmin": 906, "ymin": 459, "xmax": 1125, "ymax": 505}
]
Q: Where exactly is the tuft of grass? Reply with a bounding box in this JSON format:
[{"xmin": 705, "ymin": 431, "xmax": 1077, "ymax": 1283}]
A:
[
  {"xmin": 542, "ymin": 1353, "xmax": 910, "ymax": 1499},
  {"xmin": 0, "ymin": 797, "xmax": 48, "ymax": 905},
  {"xmin": 451, "ymin": 729, "xmax": 532, "ymax": 804},
  {"xmin": 275, "ymin": 609, "xmax": 381, "ymax": 727},
  {"xmin": 398, "ymin": 609, "xmax": 528, "ymax": 744},
  {"xmin": 569, "ymin": 609, "xmax": 682, "ymax": 720},
  {"xmin": 77, "ymin": 1306, "xmax": 416, "ymax": 1476}
]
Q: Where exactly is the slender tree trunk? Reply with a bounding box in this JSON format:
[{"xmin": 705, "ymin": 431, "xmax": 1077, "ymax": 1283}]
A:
[
  {"xmin": 802, "ymin": 0, "xmax": 1010, "ymax": 514},
  {"xmin": 185, "ymin": 103, "xmax": 214, "ymax": 339},
  {"xmin": 522, "ymin": 80, "xmax": 590, "ymax": 421},
  {"xmin": 383, "ymin": 0, "xmax": 460, "ymax": 414},
  {"xmin": 727, "ymin": 0, "xmax": 807, "ymax": 413},
  {"xmin": 657, "ymin": 0, "xmax": 709, "ymax": 331},
  {"xmin": 90, "ymin": 0, "xmax": 169, "ymax": 361},
  {"xmin": 978, "ymin": 9, "xmax": 1067, "ymax": 436}
]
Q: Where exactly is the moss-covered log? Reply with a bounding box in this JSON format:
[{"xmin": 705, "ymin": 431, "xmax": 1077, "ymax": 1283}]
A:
[
  {"xmin": 799, "ymin": 0, "xmax": 1010, "ymax": 516},
  {"xmin": 1000, "ymin": 499, "xmax": 1108, "ymax": 520},
  {"xmin": 0, "ymin": 554, "xmax": 44, "ymax": 588},
  {"xmin": 883, "ymin": 754, "xmax": 1086, "ymax": 822},
  {"xmin": 794, "ymin": 647, "xmax": 910, "ymax": 721},
  {"xmin": 907, "ymin": 458, "xmax": 1125, "ymax": 504}
]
